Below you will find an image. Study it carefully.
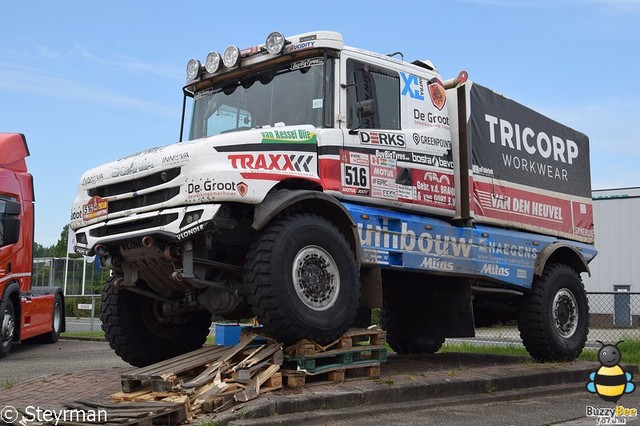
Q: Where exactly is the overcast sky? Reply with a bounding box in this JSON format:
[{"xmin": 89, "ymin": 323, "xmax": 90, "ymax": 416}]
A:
[{"xmin": 1, "ymin": 0, "xmax": 638, "ymax": 246}]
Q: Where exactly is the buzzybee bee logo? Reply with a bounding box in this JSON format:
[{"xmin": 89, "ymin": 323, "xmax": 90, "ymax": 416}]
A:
[{"xmin": 586, "ymin": 341, "xmax": 635, "ymax": 403}]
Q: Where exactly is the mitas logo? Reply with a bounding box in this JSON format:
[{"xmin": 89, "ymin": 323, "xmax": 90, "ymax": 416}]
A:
[
  {"xmin": 359, "ymin": 132, "xmax": 406, "ymax": 147},
  {"xmin": 428, "ymin": 77, "xmax": 446, "ymax": 111}
]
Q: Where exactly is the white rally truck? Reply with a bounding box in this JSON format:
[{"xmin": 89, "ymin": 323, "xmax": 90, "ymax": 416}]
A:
[{"xmin": 70, "ymin": 31, "xmax": 596, "ymax": 367}]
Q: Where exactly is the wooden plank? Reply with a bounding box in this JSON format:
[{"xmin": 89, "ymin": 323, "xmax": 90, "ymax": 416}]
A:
[{"xmin": 181, "ymin": 333, "xmax": 257, "ymax": 389}]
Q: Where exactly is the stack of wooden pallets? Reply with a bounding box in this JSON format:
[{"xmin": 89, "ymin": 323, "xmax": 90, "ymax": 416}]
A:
[
  {"xmin": 110, "ymin": 332, "xmax": 283, "ymax": 418},
  {"xmin": 281, "ymin": 327, "xmax": 388, "ymax": 388}
]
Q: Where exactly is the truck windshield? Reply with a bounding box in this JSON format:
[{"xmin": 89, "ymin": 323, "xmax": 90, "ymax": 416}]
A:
[{"xmin": 189, "ymin": 57, "xmax": 328, "ymax": 140}]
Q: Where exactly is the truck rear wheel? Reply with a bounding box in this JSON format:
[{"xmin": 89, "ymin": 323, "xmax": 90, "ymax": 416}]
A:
[
  {"xmin": 0, "ymin": 301, "xmax": 15, "ymax": 358},
  {"xmin": 381, "ymin": 289, "xmax": 444, "ymax": 355},
  {"xmin": 101, "ymin": 277, "xmax": 212, "ymax": 367},
  {"xmin": 245, "ymin": 214, "xmax": 359, "ymax": 345},
  {"xmin": 518, "ymin": 263, "xmax": 588, "ymax": 362},
  {"xmin": 27, "ymin": 293, "xmax": 63, "ymax": 344}
]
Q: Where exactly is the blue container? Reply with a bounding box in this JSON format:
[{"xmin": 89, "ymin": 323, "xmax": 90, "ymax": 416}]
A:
[{"xmin": 214, "ymin": 324, "xmax": 244, "ymax": 346}]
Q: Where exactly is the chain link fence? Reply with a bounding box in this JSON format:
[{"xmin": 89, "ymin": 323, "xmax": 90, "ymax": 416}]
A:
[
  {"xmin": 456, "ymin": 292, "xmax": 640, "ymax": 349},
  {"xmin": 30, "ymin": 259, "xmax": 640, "ymax": 346}
]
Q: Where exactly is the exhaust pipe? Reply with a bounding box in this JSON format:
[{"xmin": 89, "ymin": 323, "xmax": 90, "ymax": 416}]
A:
[{"xmin": 141, "ymin": 236, "xmax": 155, "ymax": 248}]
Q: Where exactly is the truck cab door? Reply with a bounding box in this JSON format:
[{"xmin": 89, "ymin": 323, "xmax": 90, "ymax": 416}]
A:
[{"xmin": 339, "ymin": 55, "xmax": 412, "ymax": 209}]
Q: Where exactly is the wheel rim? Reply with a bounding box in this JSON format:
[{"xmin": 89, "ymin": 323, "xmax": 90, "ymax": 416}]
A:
[
  {"xmin": 292, "ymin": 245, "xmax": 340, "ymax": 312},
  {"xmin": 553, "ymin": 288, "xmax": 578, "ymax": 338},
  {"xmin": 52, "ymin": 301, "xmax": 62, "ymax": 332},
  {"xmin": 1, "ymin": 308, "xmax": 15, "ymax": 347}
]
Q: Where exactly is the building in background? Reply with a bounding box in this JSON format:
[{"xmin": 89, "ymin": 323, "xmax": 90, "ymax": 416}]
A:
[{"xmin": 585, "ymin": 187, "xmax": 640, "ymax": 327}]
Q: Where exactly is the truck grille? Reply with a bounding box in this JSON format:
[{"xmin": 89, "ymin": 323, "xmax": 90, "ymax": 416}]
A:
[
  {"xmin": 107, "ymin": 187, "xmax": 181, "ymax": 214},
  {"xmin": 89, "ymin": 167, "xmax": 181, "ymax": 197},
  {"xmin": 90, "ymin": 213, "xmax": 179, "ymax": 237}
]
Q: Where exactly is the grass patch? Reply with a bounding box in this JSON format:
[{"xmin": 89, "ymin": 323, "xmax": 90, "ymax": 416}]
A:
[
  {"xmin": 60, "ymin": 330, "xmax": 105, "ymax": 339},
  {"xmin": 441, "ymin": 342, "xmax": 530, "ymax": 358},
  {"xmin": 3, "ymin": 379, "xmax": 15, "ymax": 390},
  {"xmin": 441, "ymin": 339, "xmax": 640, "ymax": 365}
]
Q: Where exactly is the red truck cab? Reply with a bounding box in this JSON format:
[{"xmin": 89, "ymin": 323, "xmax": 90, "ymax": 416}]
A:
[{"xmin": 0, "ymin": 133, "xmax": 65, "ymax": 358}]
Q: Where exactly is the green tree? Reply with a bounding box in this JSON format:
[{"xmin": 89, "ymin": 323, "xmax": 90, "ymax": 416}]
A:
[
  {"xmin": 53, "ymin": 224, "xmax": 78, "ymax": 258},
  {"xmin": 33, "ymin": 241, "xmax": 55, "ymax": 257}
]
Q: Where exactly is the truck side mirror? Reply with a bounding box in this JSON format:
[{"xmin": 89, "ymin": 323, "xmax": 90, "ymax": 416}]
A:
[
  {"xmin": 0, "ymin": 199, "xmax": 21, "ymax": 246},
  {"xmin": 356, "ymin": 99, "xmax": 376, "ymax": 119},
  {"xmin": 1, "ymin": 217, "xmax": 20, "ymax": 246}
]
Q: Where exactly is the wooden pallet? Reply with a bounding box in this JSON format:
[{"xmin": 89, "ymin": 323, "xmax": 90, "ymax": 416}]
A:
[
  {"xmin": 112, "ymin": 334, "xmax": 283, "ymax": 418},
  {"xmin": 285, "ymin": 345, "xmax": 387, "ymax": 373},
  {"xmin": 120, "ymin": 345, "xmax": 230, "ymax": 392},
  {"xmin": 286, "ymin": 327, "xmax": 387, "ymax": 357},
  {"xmin": 284, "ymin": 327, "xmax": 387, "ymax": 375},
  {"xmin": 281, "ymin": 363, "xmax": 381, "ymax": 389}
]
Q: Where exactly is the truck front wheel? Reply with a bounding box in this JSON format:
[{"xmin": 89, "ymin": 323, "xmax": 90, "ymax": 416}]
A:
[
  {"xmin": 0, "ymin": 301, "xmax": 15, "ymax": 358},
  {"xmin": 101, "ymin": 277, "xmax": 212, "ymax": 367},
  {"xmin": 245, "ymin": 214, "xmax": 360, "ymax": 345},
  {"xmin": 518, "ymin": 263, "xmax": 589, "ymax": 362}
]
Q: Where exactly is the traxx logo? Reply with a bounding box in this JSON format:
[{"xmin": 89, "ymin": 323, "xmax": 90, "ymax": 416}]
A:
[
  {"xmin": 401, "ymin": 72, "xmax": 424, "ymax": 101},
  {"xmin": 228, "ymin": 153, "xmax": 314, "ymax": 172}
]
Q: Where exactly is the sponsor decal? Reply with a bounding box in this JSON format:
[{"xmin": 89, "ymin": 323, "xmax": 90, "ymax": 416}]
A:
[
  {"xmin": 228, "ymin": 153, "xmax": 314, "ymax": 173},
  {"xmin": 260, "ymin": 129, "xmax": 317, "ymax": 144},
  {"xmin": 400, "ymin": 72, "xmax": 425, "ymax": 100},
  {"xmin": 286, "ymin": 41, "xmax": 315, "ymax": 52},
  {"xmin": 70, "ymin": 209, "xmax": 82, "ymax": 221},
  {"xmin": 427, "ymin": 77, "xmax": 446, "ymax": 111},
  {"xmin": 359, "ymin": 131, "xmax": 406, "ymax": 147},
  {"xmin": 415, "ymin": 170, "xmax": 455, "ymax": 208},
  {"xmin": 370, "ymin": 156, "xmax": 397, "ymax": 200},
  {"xmin": 484, "ymin": 113, "xmax": 579, "ymax": 166},
  {"xmin": 82, "ymin": 196, "xmax": 108, "ymax": 221},
  {"xmin": 81, "ymin": 173, "xmax": 104, "ymax": 186},
  {"xmin": 111, "ymin": 157, "xmax": 154, "ymax": 178},
  {"xmin": 476, "ymin": 191, "xmax": 564, "ymax": 222},
  {"xmin": 177, "ymin": 223, "xmax": 207, "ymax": 240},
  {"xmin": 480, "ymin": 263, "xmax": 510, "ymax": 277},
  {"xmin": 290, "ymin": 58, "xmax": 323, "ymax": 70},
  {"xmin": 478, "ymin": 241, "xmax": 538, "ymax": 259},
  {"xmin": 237, "ymin": 181, "xmax": 248, "ymax": 197},
  {"xmin": 419, "ymin": 257, "xmax": 454, "ymax": 271},
  {"xmin": 358, "ymin": 221, "xmax": 473, "ymax": 258},
  {"xmin": 187, "ymin": 179, "xmax": 245, "ymax": 199},
  {"xmin": 162, "ymin": 152, "xmax": 190, "ymax": 165},
  {"xmin": 413, "ymin": 109, "xmax": 450, "ymax": 128}
]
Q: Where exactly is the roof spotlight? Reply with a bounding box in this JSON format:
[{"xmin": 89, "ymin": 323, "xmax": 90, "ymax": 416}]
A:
[
  {"xmin": 222, "ymin": 45, "xmax": 241, "ymax": 68},
  {"xmin": 265, "ymin": 31, "xmax": 286, "ymax": 55},
  {"xmin": 205, "ymin": 51, "xmax": 221, "ymax": 74},
  {"xmin": 186, "ymin": 59, "xmax": 201, "ymax": 82}
]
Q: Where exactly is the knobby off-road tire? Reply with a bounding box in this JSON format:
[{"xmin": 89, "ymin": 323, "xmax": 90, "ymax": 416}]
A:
[
  {"xmin": 245, "ymin": 214, "xmax": 360, "ymax": 345},
  {"xmin": 101, "ymin": 277, "xmax": 212, "ymax": 367},
  {"xmin": 381, "ymin": 287, "xmax": 445, "ymax": 355},
  {"xmin": 0, "ymin": 300, "xmax": 15, "ymax": 358},
  {"xmin": 518, "ymin": 263, "xmax": 589, "ymax": 362}
]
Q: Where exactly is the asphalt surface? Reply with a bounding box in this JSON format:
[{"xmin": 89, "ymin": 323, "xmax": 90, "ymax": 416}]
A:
[
  {"xmin": 1, "ymin": 339, "xmax": 638, "ymax": 426},
  {"xmin": 0, "ymin": 339, "xmax": 128, "ymax": 386}
]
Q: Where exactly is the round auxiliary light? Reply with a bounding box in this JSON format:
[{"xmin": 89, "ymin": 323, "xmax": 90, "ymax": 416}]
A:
[
  {"xmin": 205, "ymin": 51, "xmax": 221, "ymax": 74},
  {"xmin": 222, "ymin": 45, "xmax": 241, "ymax": 68},
  {"xmin": 186, "ymin": 59, "xmax": 201, "ymax": 82},
  {"xmin": 265, "ymin": 31, "xmax": 286, "ymax": 55}
]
